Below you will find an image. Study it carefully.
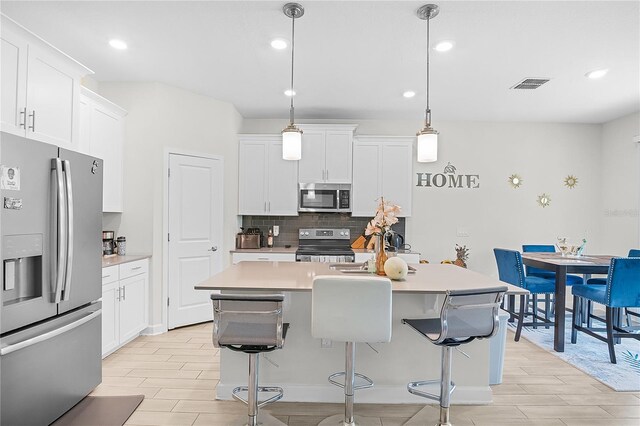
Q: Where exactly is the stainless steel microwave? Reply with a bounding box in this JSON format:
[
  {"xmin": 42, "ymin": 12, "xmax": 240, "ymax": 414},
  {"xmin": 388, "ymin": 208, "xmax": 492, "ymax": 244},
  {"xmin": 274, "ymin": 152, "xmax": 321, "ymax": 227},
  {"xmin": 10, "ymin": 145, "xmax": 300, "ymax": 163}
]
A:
[{"xmin": 299, "ymin": 183, "xmax": 351, "ymax": 213}]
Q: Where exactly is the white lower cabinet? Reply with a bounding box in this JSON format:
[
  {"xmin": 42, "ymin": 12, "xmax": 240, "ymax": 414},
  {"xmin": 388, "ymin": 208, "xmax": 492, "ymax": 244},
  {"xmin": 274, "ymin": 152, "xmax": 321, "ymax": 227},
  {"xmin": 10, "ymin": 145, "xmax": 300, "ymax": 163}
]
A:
[
  {"xmin": 101, "ymin": 259, "xmax": 149, "ymax": 357},
  {"xmin": 232, "ymin": 252, "xmax": 296, "ymax": 264}
]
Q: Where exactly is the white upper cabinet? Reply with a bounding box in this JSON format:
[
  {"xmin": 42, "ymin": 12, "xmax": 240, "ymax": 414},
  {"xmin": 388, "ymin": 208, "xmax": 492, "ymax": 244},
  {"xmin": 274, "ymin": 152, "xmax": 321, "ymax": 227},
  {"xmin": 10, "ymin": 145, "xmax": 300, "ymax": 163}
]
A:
[
  {"xmin": 352, "ymin": 136, "xmax": 414, "ymax": 217},
  {"xmin": 0, "ymin": 15, "xmax": 93, "ymax": 149},
  {"xmin": 79, "ymin": 87, "xmax": 127, "ymax": 212},
  {"xmin": 298, "ymin": 124, "xmax": 357, "ymax": 184},
  {"xmin": 238, "ymin": 135, "xmax": 298, "ymax": 216},
  {"xmin": 1, "ymin": 28, "xmax": 28, "ymax": 136}
]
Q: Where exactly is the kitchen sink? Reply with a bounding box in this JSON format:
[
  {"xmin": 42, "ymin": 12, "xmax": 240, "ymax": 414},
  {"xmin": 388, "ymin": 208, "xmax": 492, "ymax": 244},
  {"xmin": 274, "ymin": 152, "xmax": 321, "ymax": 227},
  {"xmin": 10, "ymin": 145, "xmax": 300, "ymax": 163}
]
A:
[
  {"xmin": 329, "ymin": 263, "xmax": 417, "ymax": 274},
  {"xmin": 328, "ymin": 263, "xmax": 370, "ymax": 273}
]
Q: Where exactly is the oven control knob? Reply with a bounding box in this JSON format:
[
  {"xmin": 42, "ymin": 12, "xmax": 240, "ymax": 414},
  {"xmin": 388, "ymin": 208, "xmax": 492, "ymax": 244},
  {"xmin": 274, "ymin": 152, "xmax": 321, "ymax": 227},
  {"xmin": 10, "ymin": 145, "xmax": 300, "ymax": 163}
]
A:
[
  {"xmin": 340, "ymin": 232, "xmax": 345, "ymax": 236},
  {"xmin": 299, "ymin": 231, "xmax": 304, "ymax": 236},
  {"xmin": 304, "ymin": 232, "xmax": 309, "ymax": 236}
]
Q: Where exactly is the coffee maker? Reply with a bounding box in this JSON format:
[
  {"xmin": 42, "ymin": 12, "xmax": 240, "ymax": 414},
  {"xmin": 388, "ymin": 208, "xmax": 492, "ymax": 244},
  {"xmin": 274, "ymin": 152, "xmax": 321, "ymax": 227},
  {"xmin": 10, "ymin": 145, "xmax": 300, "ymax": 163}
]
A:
[{"xmin": 102, "ymin": 231, "xmax": 116, "ymax": 256}]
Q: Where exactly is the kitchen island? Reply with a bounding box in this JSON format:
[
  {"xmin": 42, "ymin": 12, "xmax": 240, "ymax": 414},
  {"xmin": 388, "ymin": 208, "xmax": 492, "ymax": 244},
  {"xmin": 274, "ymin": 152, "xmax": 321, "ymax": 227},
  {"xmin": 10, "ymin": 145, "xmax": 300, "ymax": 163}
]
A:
[{"xmin": 195, "ymin": 262, "xmax": 525, "ymax": 404}]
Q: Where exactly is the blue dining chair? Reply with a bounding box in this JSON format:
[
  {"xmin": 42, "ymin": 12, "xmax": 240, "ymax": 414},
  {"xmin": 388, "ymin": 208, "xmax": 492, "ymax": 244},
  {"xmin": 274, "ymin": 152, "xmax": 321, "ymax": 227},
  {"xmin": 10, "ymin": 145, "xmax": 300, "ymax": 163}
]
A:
[
  {"xmin": 494, "ymin": 248, "xmax": 556, "ymax": 341},
  {"xmin": 571, "ymin": 257, "xmax": 640, "ymax": 363},
  {"xmin": 586, "ymin": 249, "xmax": 640, "ymax": 285},
  {"xmin": 585, "ymin": 249, "xmax": 640, "ymax": 327}
]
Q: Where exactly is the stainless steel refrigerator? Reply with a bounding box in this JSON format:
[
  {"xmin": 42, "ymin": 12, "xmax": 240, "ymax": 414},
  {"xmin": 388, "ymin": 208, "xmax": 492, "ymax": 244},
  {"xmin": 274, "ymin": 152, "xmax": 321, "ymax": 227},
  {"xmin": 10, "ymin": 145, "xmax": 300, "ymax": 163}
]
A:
[{"xmin": 0, "ymin": 132, "xmax": 103, "ymax": 425}]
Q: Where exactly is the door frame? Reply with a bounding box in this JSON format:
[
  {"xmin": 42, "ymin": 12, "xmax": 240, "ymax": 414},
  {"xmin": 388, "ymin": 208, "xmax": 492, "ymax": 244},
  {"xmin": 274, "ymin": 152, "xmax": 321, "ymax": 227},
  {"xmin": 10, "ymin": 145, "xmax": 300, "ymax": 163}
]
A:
[{"xmin": 162, "ymin": 148, "xmax": 224, "ymax": 332}]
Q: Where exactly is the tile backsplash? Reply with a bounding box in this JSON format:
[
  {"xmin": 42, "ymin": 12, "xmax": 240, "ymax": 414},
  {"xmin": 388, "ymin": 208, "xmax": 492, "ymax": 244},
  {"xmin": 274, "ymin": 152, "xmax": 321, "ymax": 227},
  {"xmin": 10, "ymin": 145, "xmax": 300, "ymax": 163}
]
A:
[{"xmin": 241, "ymin": 213, "xmax": 405, "ymax": 247}]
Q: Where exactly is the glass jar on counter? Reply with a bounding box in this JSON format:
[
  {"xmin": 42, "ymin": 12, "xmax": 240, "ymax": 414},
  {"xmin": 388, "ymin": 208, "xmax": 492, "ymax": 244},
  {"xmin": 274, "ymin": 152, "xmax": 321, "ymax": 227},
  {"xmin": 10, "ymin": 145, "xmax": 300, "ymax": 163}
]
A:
[{"xmin": 116, "ymin": 236, "xmax": 126, "ymax": 256}]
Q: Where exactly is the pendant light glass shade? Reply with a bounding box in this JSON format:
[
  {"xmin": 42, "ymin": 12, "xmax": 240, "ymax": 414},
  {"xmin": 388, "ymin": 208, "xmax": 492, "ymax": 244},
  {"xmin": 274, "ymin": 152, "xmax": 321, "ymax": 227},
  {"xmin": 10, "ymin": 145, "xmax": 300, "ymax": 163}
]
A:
[
  {"xmin": 282, "ymin": 124, "xmax": 302, "ymax": 160},
  {"xmin": 417, "ymin": 129, "xmax": 438, "ymax": 162},
  {"xmin": 282, "ymin": 3, "xmax": 304, "ymax": 160},
  {"xmin": 416, "ymin": 4, "xmax": 439, "ymax": 163}
]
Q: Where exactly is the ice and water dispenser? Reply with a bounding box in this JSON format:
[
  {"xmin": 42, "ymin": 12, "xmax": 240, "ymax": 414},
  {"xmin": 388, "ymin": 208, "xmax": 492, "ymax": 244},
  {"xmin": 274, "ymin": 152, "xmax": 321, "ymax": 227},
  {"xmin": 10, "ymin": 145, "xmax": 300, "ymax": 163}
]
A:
[{"xmin": 3, "ymin": 234, "xmax": 44, "ymax": 305}]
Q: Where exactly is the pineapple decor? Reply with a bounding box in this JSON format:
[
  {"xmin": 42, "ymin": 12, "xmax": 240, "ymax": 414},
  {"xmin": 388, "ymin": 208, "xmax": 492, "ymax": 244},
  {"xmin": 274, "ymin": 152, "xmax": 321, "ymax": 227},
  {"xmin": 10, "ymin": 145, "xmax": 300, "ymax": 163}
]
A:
[{"xmin": 454, "ymin": 244, "xmax": 469, "ymax": 268}]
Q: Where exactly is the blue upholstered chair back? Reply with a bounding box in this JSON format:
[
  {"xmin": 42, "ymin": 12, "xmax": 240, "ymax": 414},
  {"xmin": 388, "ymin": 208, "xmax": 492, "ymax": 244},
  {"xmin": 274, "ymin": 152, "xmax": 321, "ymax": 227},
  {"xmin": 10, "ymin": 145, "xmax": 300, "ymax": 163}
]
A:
[
  {"xmin": 494, "ymin": 248, "xmax": 525, "ymax": 288},
  {"xmin": 606, "ymin": 257, "xmax": 640, "ymax": 308},
  {"xmin": 522, "ymin": 244, "xmax": 555, "ymax": 277},
  {"xmin": 628, "ymin": 249, "xmax": 640, "ymax": 258}
]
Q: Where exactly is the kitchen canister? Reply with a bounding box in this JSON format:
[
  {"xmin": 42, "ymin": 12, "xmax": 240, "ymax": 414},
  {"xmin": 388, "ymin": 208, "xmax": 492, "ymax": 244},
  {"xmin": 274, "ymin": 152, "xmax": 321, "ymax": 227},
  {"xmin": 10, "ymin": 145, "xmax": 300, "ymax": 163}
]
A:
[{"xmin": 116, "ymin": 236, "xmax": 126, "ymax": 256}]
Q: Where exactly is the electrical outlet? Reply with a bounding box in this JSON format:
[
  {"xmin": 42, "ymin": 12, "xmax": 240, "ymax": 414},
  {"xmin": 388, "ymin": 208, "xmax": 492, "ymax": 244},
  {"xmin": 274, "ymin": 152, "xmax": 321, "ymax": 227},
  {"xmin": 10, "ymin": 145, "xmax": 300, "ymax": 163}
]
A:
[
  {"xmin": 273, "ymin": 225, "xmax": 279, "ymax": 236},
  {"xmin": 456, "ymin": 227, "xmax": 470, "ymax": 237},
  {"xmin": 321, "ymin": 338, "xmax": 332, "ymax": 348}
]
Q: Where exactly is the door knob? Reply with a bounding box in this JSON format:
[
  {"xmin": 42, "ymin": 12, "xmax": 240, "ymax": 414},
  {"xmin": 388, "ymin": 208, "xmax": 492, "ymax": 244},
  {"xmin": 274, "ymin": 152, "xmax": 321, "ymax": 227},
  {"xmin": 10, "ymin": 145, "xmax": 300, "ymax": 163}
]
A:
[{"xmin": 208, "ymin": 246, "xmax": 218, "ymax": 252}]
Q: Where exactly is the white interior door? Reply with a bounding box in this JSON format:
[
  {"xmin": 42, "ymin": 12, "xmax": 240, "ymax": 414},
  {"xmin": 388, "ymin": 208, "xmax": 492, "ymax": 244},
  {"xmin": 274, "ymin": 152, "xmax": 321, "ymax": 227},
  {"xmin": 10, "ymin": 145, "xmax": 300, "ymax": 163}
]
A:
[{"xmin": 168, "ymin": 153, "xmax": 223, "ymax": 329}]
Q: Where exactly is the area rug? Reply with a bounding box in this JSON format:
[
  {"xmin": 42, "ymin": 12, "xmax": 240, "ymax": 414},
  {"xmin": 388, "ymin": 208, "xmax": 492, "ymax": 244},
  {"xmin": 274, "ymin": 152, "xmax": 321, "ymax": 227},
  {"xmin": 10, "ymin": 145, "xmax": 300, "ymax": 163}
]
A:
[
  {"xmin": 51, "ymin": 395, "xmax": 144, "ymax": 426},
  {"xmin": 508, "ymin": 314, "xmax": 640, "ymax": 391}
]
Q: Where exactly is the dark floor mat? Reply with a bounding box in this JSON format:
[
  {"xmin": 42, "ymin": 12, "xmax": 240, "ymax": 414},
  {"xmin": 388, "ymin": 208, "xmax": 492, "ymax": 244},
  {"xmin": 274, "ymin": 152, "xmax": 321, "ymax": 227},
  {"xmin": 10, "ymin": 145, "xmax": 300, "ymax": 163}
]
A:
[{"xmin": 50, "ymin": 395, "xmax": 144, "ymax": 426}]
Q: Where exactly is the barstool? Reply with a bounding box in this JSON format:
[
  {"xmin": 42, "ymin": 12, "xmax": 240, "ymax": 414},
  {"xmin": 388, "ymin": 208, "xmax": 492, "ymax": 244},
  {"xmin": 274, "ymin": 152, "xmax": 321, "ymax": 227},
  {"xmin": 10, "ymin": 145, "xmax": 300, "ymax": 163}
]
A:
[
  {"xmin": 311, "ymin": 275, "xmax": 392, "ymax": 426},
  {"xmin": 402, "ymin": 287, "xmax": 507, "ymax": 426},
  {"xmin": 211, "ymin": 293, "xmax": 289, "ymax": 426}
]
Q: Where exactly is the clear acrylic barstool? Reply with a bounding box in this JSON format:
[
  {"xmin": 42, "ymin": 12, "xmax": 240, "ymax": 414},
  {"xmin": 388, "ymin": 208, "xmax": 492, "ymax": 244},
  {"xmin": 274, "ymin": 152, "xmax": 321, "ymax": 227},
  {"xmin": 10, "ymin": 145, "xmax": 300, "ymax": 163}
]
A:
[
  {"xmin": 402, "ymin": 286, "xmax": 507, "ymax": 426},
  {"xmin": 211, "ymin": 293, "xmax": 289, "ymax": 426}
]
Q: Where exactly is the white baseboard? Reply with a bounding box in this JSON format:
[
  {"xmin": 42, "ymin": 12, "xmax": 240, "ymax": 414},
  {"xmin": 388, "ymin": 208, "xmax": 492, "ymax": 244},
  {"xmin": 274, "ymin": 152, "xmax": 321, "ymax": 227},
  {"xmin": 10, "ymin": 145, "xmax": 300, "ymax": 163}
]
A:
[
  {"xmin": 216, "ymin": 383, "xmax": 492, "ymax": 405},
  {"xmin": 142, "ymin": 323, "xmax": 167, "ymax": 336}
]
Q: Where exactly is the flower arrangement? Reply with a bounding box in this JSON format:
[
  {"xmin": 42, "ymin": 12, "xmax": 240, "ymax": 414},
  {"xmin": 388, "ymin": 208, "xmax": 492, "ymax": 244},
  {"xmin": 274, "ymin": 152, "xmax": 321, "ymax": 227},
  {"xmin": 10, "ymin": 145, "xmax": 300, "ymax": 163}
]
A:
[
  {"xmin": 365, "ymin": 197, "xmax": 401, "ymax": 237},
  {"xmin": 365, "ymin": 197, "xmax": 401, "ymax": 277}
]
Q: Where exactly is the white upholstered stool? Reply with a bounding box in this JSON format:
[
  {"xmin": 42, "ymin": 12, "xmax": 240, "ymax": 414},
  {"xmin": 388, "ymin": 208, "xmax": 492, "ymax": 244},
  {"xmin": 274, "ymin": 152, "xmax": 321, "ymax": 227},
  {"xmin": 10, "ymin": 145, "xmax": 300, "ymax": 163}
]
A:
[{"xmin": 312, "ymin": 275, "xmax": 392, "ymax": 426}]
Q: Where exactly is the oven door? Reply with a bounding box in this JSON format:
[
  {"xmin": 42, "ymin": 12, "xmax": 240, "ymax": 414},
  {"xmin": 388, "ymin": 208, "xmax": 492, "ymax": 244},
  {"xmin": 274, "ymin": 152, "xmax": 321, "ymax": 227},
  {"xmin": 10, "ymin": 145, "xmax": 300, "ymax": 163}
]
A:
[{"xmin": 299, "ymin": 187, "xmax": 339, "ymax": 212}]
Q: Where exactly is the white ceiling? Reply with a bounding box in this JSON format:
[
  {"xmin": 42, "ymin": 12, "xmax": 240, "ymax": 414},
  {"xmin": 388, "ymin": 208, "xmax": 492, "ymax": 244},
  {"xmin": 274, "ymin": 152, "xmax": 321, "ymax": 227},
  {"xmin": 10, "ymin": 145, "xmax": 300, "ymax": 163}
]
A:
[{"xmin": 2, "ymin": 1, "xmax": 638, "ymax": 123}]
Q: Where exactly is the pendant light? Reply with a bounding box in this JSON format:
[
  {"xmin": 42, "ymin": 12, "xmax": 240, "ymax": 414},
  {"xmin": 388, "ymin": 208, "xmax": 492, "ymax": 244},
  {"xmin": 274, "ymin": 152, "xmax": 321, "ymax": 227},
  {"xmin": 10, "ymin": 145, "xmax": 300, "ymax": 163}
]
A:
[
  {"xmin": 281, "ymin": 3, "xmax": 304, "ymax": 160},
  {"xmin": 416, "ymin": 4, "xmax": 439, "ymax": 163}
]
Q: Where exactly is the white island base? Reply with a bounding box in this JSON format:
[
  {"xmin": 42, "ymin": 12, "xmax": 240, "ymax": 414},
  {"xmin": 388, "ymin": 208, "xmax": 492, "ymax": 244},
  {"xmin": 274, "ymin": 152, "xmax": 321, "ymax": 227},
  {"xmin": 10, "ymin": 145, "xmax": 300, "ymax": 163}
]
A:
[{"xmin": 216, "ymin": 291, "xmax": 494, "ymax": 405}]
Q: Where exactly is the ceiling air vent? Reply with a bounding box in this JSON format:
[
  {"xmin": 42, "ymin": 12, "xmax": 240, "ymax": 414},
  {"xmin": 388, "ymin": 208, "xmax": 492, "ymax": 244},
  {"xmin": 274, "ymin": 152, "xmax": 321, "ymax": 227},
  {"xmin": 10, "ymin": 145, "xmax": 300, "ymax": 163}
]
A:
[{"xmin": 510, "ymin": 78, "xmax": 550, "ymax": 90}]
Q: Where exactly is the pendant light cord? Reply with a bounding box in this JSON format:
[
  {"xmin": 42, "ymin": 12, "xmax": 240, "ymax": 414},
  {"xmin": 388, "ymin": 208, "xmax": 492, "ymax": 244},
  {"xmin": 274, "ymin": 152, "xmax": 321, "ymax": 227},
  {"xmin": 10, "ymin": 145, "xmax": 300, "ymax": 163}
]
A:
[
  {"xmin": 425, "ymin": 12, "xmax": 431, "ymax": 127},
  {"xmin": 289, "ymin": 13, "xmax": 296, "ymax": 125}
]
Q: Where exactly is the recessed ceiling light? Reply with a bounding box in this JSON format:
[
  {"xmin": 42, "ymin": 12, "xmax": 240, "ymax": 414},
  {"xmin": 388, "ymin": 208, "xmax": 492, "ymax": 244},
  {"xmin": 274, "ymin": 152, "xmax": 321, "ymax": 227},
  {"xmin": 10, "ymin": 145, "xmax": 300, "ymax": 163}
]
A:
[
  {"xmin": 109, "ymin": 39, "xmax": 128, "ymax": 50},
  {"xmin": 271, "ymin": 38, "xmax": 288, "ymax": 50},
  {"xmin": 403, "ymin": 91, "xmax": 416, "ymax": 98},
  {"xmin": 585, "ymin": 68, "xmax": 608, "ymax": 79},
  {"xmin": 434, "ymin": 41, "xmax": 454, "ymax": 52},
  {"xmin": 284, "ymin": 89, "xmax": 296, "ymax": 97}
]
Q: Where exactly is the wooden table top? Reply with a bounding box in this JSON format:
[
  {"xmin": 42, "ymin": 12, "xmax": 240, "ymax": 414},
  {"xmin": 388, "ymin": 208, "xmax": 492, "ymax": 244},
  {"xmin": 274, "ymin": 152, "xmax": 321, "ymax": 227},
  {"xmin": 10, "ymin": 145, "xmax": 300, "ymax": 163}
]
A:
[{"xmin": 195, "ymin": 261, "xmax": 527, "ymax": 294}]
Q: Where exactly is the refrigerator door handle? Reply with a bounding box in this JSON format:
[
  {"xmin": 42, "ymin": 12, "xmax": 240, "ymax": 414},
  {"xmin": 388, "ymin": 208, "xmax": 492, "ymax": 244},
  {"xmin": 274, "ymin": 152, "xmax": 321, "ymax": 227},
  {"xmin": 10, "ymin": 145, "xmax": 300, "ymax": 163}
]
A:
[
  {"xmin": 52, "ymin": 158, "xmax": 67, "ymax": 303},
  {"xmin": 0, "ymin": 310, "xmax": 101, "ymax": 356},
  {"xmin": 62, "ymin": 160, "xmax": 74, "ymax": 301}
]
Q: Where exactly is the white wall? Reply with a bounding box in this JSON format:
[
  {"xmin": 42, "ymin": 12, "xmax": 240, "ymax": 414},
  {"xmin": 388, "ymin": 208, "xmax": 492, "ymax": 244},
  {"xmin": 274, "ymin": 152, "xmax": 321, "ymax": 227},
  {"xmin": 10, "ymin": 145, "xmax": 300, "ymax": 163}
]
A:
[
  {"xmin": 242, "ymin": 118, "xmax": 603, "ymax": 277},
  {"xmin": 600, "ymin": 112, "xmax": 640, "ymax": 254},
  {"xmin": 96, "ymin": 82, "xmax": 243, "ymax": 329}
]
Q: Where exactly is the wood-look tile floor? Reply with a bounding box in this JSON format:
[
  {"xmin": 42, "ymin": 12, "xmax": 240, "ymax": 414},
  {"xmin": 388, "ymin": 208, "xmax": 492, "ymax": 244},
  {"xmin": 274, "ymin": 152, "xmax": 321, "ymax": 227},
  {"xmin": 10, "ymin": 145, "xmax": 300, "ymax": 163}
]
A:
[{"xmin": 94, "ymin": 322, "xmax": 640, "ymax": 425}]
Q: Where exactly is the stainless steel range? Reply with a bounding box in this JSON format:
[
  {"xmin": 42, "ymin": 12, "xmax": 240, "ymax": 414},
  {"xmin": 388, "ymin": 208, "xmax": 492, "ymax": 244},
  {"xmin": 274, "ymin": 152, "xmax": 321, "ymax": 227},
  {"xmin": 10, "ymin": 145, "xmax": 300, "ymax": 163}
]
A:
[{"xmin": 295, "ymin": 228, "xmax": 355, "ymax": 263}]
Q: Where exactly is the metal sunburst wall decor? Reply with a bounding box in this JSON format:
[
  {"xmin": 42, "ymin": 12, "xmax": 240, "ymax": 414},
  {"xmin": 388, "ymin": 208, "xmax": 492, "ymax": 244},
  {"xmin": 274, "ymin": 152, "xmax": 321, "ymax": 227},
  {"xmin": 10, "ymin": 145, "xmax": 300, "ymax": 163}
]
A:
[
  {"xmin": 537, "ymin": 193, "xmax": 551, "ymax": 208},
  {"xmin": 508, "ymin": 174, "xmax": 523, "ymax": 188},
  {"xmin": 564, "ymin": 175, "xmax": 578, "ymax": 189}
]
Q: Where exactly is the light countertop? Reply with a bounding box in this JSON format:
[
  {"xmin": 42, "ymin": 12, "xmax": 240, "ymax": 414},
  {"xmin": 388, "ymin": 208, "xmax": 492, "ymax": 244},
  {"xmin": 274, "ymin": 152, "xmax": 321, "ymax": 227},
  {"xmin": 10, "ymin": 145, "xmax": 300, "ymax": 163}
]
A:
[
  {"xmin": 102, "ymin": 254, "xmax": 151, "ymax": 268},
  {"xmin": 230, "ymin": 247, "xmax": 421, "ymax": 255},
  {"xmin": 195, "ymin": 261, "xmax": 526, "ymax": 294},
  {"xmin": 230, "ymin": 246, "xmax": 298, "ymax": 253}
]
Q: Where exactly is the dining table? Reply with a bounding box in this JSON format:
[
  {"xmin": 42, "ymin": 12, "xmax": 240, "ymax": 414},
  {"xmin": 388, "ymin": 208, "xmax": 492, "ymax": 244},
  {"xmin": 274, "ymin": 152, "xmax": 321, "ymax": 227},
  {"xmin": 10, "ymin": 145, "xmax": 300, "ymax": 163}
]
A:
[{"xmin": 521, "ymin": 252, "xmax": 613, "ymax": 352}]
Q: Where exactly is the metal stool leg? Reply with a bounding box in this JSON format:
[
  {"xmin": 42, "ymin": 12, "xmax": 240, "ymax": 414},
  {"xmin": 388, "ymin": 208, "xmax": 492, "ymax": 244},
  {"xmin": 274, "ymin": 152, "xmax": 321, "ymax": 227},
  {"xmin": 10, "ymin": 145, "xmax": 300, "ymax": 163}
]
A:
[
  {"xmin": 345, "ymin": 342, "xmax": 356, "ymax": 426},
  {"xmin": 247, "ymin": 353, "xmax": 259, "ymax": 426},
  {"xmin": 438, "ymin": 346, "xmax": 453, "ymax": 426},
  {"xmin": 319, "ymin": 342, "xmax": 374, "ymax": 426}
]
